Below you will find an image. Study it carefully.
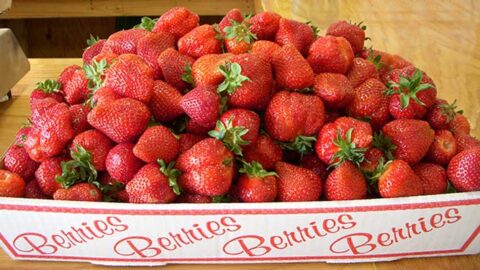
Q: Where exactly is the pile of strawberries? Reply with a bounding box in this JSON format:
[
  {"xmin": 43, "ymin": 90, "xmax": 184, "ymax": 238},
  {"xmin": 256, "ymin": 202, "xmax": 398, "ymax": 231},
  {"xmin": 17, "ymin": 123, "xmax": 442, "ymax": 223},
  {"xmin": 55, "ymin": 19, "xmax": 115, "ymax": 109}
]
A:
[{"xmin": 1, "ymin": 7, "xmax": 479, "ymax": 203}]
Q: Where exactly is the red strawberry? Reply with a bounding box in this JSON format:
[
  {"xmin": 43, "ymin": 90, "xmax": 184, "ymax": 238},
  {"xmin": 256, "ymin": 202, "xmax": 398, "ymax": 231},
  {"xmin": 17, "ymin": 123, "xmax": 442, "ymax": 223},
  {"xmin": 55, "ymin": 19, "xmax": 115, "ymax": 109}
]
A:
[
  {"xmin": 30, "ymin": 97, "xmax": 59, "ymax": 124},
  {"xmin": 71, "ymin": 130, "xmax": 114, "ymax": 171},
  {"xmin": 313, "ymin": 73, "xmax": 354, "ymax": 109},
  {"xmin": 106, "ymin": 143, "xmax": 144, "ymax": 185},
  {"xmin": 244, "ymin": 135, "xmax": 283, "ymax": 170},
  {"xmin": 275, "ymin": 162, "xmax": 322, "ymax": 202},
  {"xmin": 215, "ymin": 108, "xmax": 261, "ymax": 146},
  {"xmin": 413, "ymin": 163, "xmax": 447, "ymax": 195},
  {"xmin": 82, "ymin": 36, "xmax": 106, "ymax": 64},
  {"xmin": 251, "ymin": 40, "xmax": 281, "ymax": 62},
  {"xmin": 218, "ymin": 8, "xmax": 243, "ymax": 33},
  {"xmin": 455, "ymin": 134, "xmax": 480, "ymax": 153},
  {"xmin": 266, "ymin": 91, "xmax": 325, "ymax": 142},
  {"xmin": 362, "ymin": 49, "xmax": 411, "ymax": 79},
  {"xmin": 192, "ymin": 53, "xmax": 233, "ymax": 88},
  {"xmin": 326, "ymin": 20, "xmax": 366, "ymax": 54},
  {"xmin": 137, "ymin": 32, "xmax": 175, "ymax": 79},
  {"xmin": 249, "ymin": 12, "xmax": 281, "ymax": 40},
  {"xmin": 103, "ymin": 53, "xmax": 154, "ymax": 104},
  {"xmin": 307, "ymin": 36, "xmax": 354, "ymax": 74},
  {"xmin": 91, "ymin": 86, "xmax": 121, "ymax": 108},
  {"xmin": 126, "ymin": 161, "xmax": 180, "ymax": 203},
  {"xmin": 382, "ymin": 119, "xmax": 434, "ymax": 165},
  {"xmin": 53, "ymin": 183, "xmax": 102, "ymax": 201},
  {"xmin": 178, "ymin": 24, "xmax": 223, "ymax": 58},
  {"xmin": 449, "ymin": 113, "xmax": 470, "ymax": 135},
  {"xmin": 133, "ymin": 125, "xmax": 179, "ymax": 163},
  {"xmin": 180, "ymin": 86, "xmax": 220, "ymax": 128},
  {"xmin": 346, "ymin": 78, "xmax": 390, "ymax": 129},
  {"xmin": 275, "ymin": 18, "xmax": 314, "ymax": 55},
  {"xmin": 300, "ymin": 154, "xmax": 329, "ymax": 180},
  {"xmin": 218, "ymin": 54, "xmax": 273, "ymax": 110},
  {"xmin": 316, "ymin": 117, "xmax": 372, "ymax": 166},
  {"xmin": 14, "ymin": 126, "xmax": 31, "ymax": 147},
  {"xmin": 179, "ymin": 133, "xmax": 206, "ymax": 153},
  {"xmin": 69, "ymin": 104, "xmax": 91, "ymax": 134},
  {"xmin": 102, "ymin": 28, "xmax": 148, "ymax": 55},
  {"xmin": 149, "ymin": 80, "xmax": 184, "ymax": 123},
  {"xmin": 30, "ymin": 80, "xmax": 64, "ymax": 105},
  {"xmin": 57, "ymin": 65, "xmax": 80, "ymax": 87},
  {"xmin": 271, "ymin": 44, "xmax": 314, "ymax": 90},
  {"xmin": 236, "ymin": 161, "xmax": 277, "ymax": 202},
  {"xmin": 426, "ymin": 99, "xmax": 458, "ymax": 130},
  {"xmin": 447, "ymin": 148, "xmax": 480, "ymax": 192},
  {"xmin": 325, "ymin": 161, "xmax": 367, "ymax": 200},
  {"xmin": 152, "ymin": 7, "xmax": 199, "ymax": 41},
  {"xmin": 360, "ymin": 147, "xmax": 385, "ymax": 173},
  {"xmin": 176, "ymin": 193, "xmax": 212, "ymax": 203},
  {"xmin": 98, "ymin": 173, "xmax": 128, "ymax": 202},
  {"xmin": 93, "ymin": 51, "xmax": 118, "ymax": 65},
  {"xmin": 4, "ymin": 145, "xmax": 39, "ymax": 182},
  {"xmin": 25, "ymin": 180, "xmax": 49, "ymax": 199},
  {"xmin": 87, "ymin": 98, "xmax": 151, "ymax": 143},
  {"xmin": 35, "ymin": 157, "xmax": 65, "ymax": 196},
  {"xmin": 157, "ymin": 48, "xmax": 195, "ymax": 91},
  {"xmin": 427, "ymin": 130, "xmax": 457, "ymax": 166},
  {"xmin": 62, "ymin": 68, "xmax": 90, "ymax": 105},
  {"xmin": 223, "ymin": 15, "xmax": 257, "ymax": 55},
  {"xmin": 376, "ymin": 159, "xmax": 424, "ymax": 198},
  {"xmin": 24, "ymin": 103, "xmax": 75, "ymax": 162},
  {"xmin": 186, "ymin": 117, "xmax": 213, "ymax": 135},
  {"xmin": 0, "ymin": 170, "xmax": 25, "ymax": 198},
  {"xmin": 346, "ymin": 57, "xmax": 379, "ymax": 88},
  {"xmin": 176, "ymin": 138, "xmax": 234, "ymax": 196}
]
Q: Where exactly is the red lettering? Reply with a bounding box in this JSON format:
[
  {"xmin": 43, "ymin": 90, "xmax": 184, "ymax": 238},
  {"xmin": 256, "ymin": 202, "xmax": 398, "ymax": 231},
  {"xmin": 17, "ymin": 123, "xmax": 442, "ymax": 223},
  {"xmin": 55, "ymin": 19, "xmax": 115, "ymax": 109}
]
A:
[
  {"xmin": 157, "ymin": 237, "xmax": 177, "ymax": 251},
  {"xmin": 430, "ymin": 213, "xmax": 446, "ymax": 229},
  {"xmin": 270, "ymin": 236, "xmax": 287, "ymax": 249},
  {"xmin": 323, "ymin": 219, "xmax": 339, "ymax": 234},
  {"xmin": 106, "ymin": 216, "xmax": 128, "ymax": 232},
  {"xmin": 13, "ymin": 233, "xmax": 58, "ymax": 254},
  {"xmin": 377, "ymin": 232, "xmax": 393, "ymax": 247},
  {"xmin": 338, "ymin": 214, "xmax": 356, "ymax": 230},
  {"xmin": 445, "ymin": 208, "xmax": 462, "ymax": 224},
  {"xmin": 330, "ymin": 233, "xmax": 376, "ymax": 255},
  {"xmin": 51, "ymin": 234, "xmax": 72, "ymax": 249},
  {"xmin": 206, "ymin": 221, "xmax": 225, "ymax": 236},
  {"xmin": 114, "ymin": 236, "xmax": 161, "ymax": 258},
  {"xmin": 222, "ymin": 235, "xmax": 271, "ymax": 257},
  {"xmin": 220, "ymin": 216, "xmax": 241, "ymax": 232},
  {"xmin": 94, "ymin": 220, "xmax": 114, "ymax": 236}
]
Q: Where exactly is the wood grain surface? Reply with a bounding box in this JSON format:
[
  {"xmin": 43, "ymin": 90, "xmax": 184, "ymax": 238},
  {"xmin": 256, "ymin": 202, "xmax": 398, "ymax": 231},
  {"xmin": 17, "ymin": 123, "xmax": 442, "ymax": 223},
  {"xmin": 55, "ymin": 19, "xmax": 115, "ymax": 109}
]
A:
[{"xmin": 0, "ymin": 0, "xmax": 479, "ymax": 269}]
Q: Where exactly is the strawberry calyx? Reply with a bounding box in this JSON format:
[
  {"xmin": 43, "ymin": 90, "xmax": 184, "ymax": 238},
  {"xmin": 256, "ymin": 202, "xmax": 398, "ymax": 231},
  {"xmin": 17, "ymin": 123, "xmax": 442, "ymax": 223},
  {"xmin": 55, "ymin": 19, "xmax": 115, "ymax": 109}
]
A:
[
  {"xmin": 306, "ymin": 21, "xmax": 320, "ymax": 38},
  {"xmin": 366, "ymin": 48, "xmax": 385, "ymax": 71},
  {"xmin": 56, "ymin": 145, "xmax": 98, "ymax": 189},
  {"xmin": 83, "ymin": 59, "xmax": 109, "ymax": 93},
  {"xmin": 385, "ymin": 69, "xmax": 434, "ymax": 109},
  {"xmin": 372, "ymin": 131, "xmax": 396, "ymax": 161},
  {"xmin": 100, "ymin": 181, "xmax": 125, "ymax": 202},
  {"xmin": 208, "ymin": 118, "xmax": 249, "ymax": 156},
  {"xmin": 280, "ymin": 135, "xmax": 316, "ymax": 157},
  {"xmin": 224, "ymin": 18, "xmax": 257, "ymax": 44},
  {"xmin": 158, "ymin": 159, "xmax": 182, "ymax": 195},
  {"xmin": 181, "ymin": 63, "xmax": 195, "ymax": 90},
  {"xmin": 212, "ymin": 194, "xmax": 231, "ymax": 203},
  {"xmin": 218, "ymin": 62, "xmax": 250, "ymax": 95},
  {"xmin": 133, "ymin": 17, "xmax": 158, "ymax": 32},
  {"xmin": 365, "ymin": 157, "xmax": 389, "ymax": 194},
  {"xmin": 439, "ymin": 99, "xmax": 461, "ymax": 123},
  {"xmin": 330, "ymin": 128, "xmax": 367, "ymax": 168},
  {"xmin": 239, "ymin": 160, "xmax": 278, "ymax": 179},
  {"xmin": 36, "ymin": 79, "xmax": 61, "ymax": 94},
  {"xmin": 86, "ymin": 34, "xmax": 100, "ymax": 47}
]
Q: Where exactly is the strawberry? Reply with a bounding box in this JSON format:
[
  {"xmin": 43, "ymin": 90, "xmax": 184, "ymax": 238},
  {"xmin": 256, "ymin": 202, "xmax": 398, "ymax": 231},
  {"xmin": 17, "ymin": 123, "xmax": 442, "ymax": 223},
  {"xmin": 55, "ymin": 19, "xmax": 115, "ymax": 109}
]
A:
[
  {"xmin": 87, "ymin": 98, "xmax": 151, "ymax": 143},
  {"xmin": 179, "ymin": 133, "xmax": 206, "ymax": 153},
  {"xmin": 157, "ymin": 48, "xmax": 195, "ymax": 91},
  {"xmin": 325, "ymin": 161, "xmax": 367, "ymax": 200},
  {"xmin": 346, "ymin": 78, "xmax": 390, "ymax": 129},
  {"xmin": 426, "ymin": 99, "xmax": 458, "ymax": 130},
  {"xmin": 447, "ymin": 148, "xmax": 480, "ymax": 192},
  {"xmin": 449, "ymin": 113, "xmax": 470, "ymax": 135},
  {"xmin": 271, "ymin": 44, "xmax": 314, "ymax": 90},
  {"xmin": 249, "ymin": 11, "xmax": 281, "ymax": 40},
  {"xmin": 152, "ymin": 7, "xmax": 199, "ymax": 41},
  {"xmin": 223, "ymin": 17, "xmax": 257, "ymax": 54},
  {"xmin": 313, "ymin": 73, "xmax": 354, "ymax": 109},
  {"xmin": 82, "ymin": 35, "xmax": 106, "ymax": 64},
  {"xmin": 126, "ymin": 160, "xmax": 180, "ymax": 203},
  {"xmin": 98, "ymin": 173, "xmax": 128, "ymax": 202},
  {"xmin": 25, "ymin": 180, "xmax": 49, "ymax": 199},
  {"xmin": 382, "ymin": 119, "xmax": 434, "ymax": 165},
  {"xmin": 275, "ymin": 162, "xmax": 322, "ymax": 202},
  {"xmin": 4, "ymin": 145, "xmax": 39, "ymax": 181},
  {"xmin": 362, "ymin": 49, "xmax": 411, "ymax": 79},
  {"xmin": 192, "ymin": 53, "xmax": 233, "ymax": 88},
  {"xmin": 137, "ymin": 32, "xmax": 175, "ymax": 79},
  {"xmin": 176, "ymin": 193, "xmax": 212, "ymax": 203},
  {"xmin": 103, "ymin": 53, "xmax": 154, "ymax": 104},
  {"xmin": 101, "ymin": 28, "xmax": 148, "ymax": 55},
  {"xmin": 53, "ymin": 183, "xmax": 102, "ymax": 201},
  {"xmin": 35, "ymin": 157, "xmax": 65, "ymax": 196},
  {"xmin": 57, "ymin": 65, "xmax": 81, "ymax": 87},
  {"xmin": 275, "ymin": 18, "xmax": 314, "ymax": 55},
  {"xmin": 91, "ymin": 86, "xmax": 121, "ymax": 108},
  {"xmin": 236, "ymin": 161, "xmax": 278, "ymax": 202},
  {"xmin": 307, "ymin": 36, "xmax": 354, "ymax": 74},
  {"xmin": 316, "ymin": 117, "xmax": 373, "ymax": 166},
  {"xmin": 176, "ymin": 138, "xmax": 234, "ymax": 196},
  {"xmin": 180, "ymin": 86, "xmax": 219, "ymax": 128},
  {"xmin": 218, "ymin": 8, "xmax": 244, "ymax": 33},
  {"xmin": 30, "ymin": 79, "xmax": 64, "ymax": 105},
  {"xmin": 30, "ymin": 97, "xmax": 59, "ymax": 124},
  {"xmin": 0, "ymin": 170, "xmax": 25, "ymax": 197},
  {"xmin": 69, "ymin": 104, "xmax": 91, "ymax": 134},
  {"xmin": 93, "ymin": 51, "xmax": 118, "ymax": 65},
  {"xmin": 14, "ymin": 126, "xmax": 31, "ymax": 147},
  {"xmin": 186, "ymin": 117, "xmax": 214, "ymax": 135},
  {"xmin": 134, "ymin": 125, "xmax": 179, "ymax": 163},
  {"xmin": 178, "ymin": 25, "xmax": 223, "ymax": 58},
  {"xmin": 24, "ymin": 103, "xmax": 75, "ymax": 162},
  {"xmin": 384, "ymin": 67, "xmax": 436, "ymax": 119},
  {"xmin": 244, "ymin": 134, "xmax": 283, "ymax": 170},
  {"xmin": 251, "ymin": 40, "xmax": 281, "ymax": 62},
  {"xmin": 413, "ymin": 163, "xmax": 447, "ymax": 195},
  {"xmin": 300, "ymin": 154, "xmax": 329, "ymax": 181},
  {"xmin": 346, "ymin": 57, "xmax": 379, "ymax": 88},
  {"xmin": 71, "ymin": 130, "xmax": 114, "ymax": 171},
  {"xmin": 360, "ymin": 147, "xmax": 385, "ymax": 173},
  {"xmin": 149, "ymin": 80, "xmax": 184, "ymax": 123},
  {"xmin": 326, "ymin": 20, "xmax": 366, "ymax": 54},
  {"xmin": 106, "ymin": 143, "xmax": 144, "ymax": 185},
  {"xmin": 427, "ymin": 130, "xmax": 457, "ymax": 166},
  {"xmin": 455, "ymin": 134, "xmax": 480, "ymax": 153},
  {"xmin": 62, "ymin": 68, "xmax": 90, "ymax": 105},
  {"xmin": 374, "ymin": 159, "xmax": 424, "ymax": 198}
]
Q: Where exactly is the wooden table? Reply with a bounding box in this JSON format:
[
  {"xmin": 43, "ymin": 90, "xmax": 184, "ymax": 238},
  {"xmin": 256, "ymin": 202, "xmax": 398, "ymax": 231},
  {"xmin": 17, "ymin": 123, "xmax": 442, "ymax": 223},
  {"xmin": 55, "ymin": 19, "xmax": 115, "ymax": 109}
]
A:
[{"xmin": 1, "ymin": 0, "xmax": 480, "ymax": 269}]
